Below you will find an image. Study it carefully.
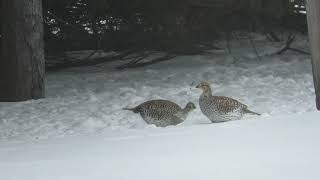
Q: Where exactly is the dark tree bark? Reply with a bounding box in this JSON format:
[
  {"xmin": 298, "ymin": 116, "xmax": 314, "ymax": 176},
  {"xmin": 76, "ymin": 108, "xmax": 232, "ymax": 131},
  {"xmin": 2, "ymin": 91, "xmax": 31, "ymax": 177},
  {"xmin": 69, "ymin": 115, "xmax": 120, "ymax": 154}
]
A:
[
  {"xmin": 306, "ymin": 0, "xmax": 320, "ymax": 110},
  {"xmin": 0, "ymin": 0, "xmax": 45, "ymax": 101}
]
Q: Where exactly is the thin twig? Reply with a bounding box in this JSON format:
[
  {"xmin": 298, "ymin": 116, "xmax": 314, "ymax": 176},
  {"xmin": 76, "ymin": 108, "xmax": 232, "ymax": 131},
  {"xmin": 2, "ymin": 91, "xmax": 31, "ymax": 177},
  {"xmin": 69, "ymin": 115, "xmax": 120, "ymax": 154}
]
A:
[
  {"xmin": 266, "ymin": 33, "xmax": 310, "ymax": 56},
  {"xmin": 276, "ymin": 33, "xmax": 295, "ymax": 55},
  {"xmin": 226, "ymin": 32, "xmax": 232, "ymax": 54},
  {"xmin": 248, "ymin": 33, "xmax": 261, "ymax": 61},
  {"xmin": 287, "ymin": 48, "xmax": 310, "ymax": 55},
  {"xmin": 116, "ymin": 52, "xmax": 152, "ymax": 70},
  {"xmin": 83, "ymin": 50, "xmax": 98, "ymax": 61}
]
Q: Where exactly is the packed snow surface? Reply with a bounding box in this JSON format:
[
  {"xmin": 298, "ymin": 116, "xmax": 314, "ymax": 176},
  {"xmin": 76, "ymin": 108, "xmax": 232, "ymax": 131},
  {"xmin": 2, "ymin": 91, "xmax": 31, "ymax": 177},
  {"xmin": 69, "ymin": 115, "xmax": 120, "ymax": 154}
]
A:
[
  {"xmin": 0, "ymin": 34, "xmax": 317, "ymax": 141},
  {"xmin": 1, "ymin": 112, "xmax": 320, "ymax": 180}
]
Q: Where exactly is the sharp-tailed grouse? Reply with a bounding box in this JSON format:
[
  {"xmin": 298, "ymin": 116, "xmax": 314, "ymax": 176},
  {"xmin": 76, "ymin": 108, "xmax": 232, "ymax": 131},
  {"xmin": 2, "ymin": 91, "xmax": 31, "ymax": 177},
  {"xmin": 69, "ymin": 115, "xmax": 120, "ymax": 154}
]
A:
[
  {"xmin": 196, "ymin": 82, "xmax": 260, "ymax": 123},
  {"xmin": 124, "ymin": 99, "xmax": 196, "ymax": 127}
]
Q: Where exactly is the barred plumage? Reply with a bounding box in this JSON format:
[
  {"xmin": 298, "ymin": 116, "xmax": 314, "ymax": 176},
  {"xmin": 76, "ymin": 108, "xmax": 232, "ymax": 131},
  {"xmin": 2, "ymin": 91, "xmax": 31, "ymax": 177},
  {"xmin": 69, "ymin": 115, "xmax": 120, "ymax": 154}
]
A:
[
  {"xmin": 124, "ymin": 100, "xmax": 196, "ymax": 127},
  {"xmin": 196, "ymin": 82, "xmax": 260, "ymax": 123}
]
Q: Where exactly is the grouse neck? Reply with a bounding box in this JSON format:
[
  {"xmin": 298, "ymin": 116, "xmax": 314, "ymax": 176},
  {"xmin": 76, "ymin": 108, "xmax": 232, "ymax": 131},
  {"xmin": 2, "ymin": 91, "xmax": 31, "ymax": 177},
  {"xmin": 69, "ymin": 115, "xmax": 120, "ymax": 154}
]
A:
[
  {"xmin": 180, "ymin": 108, "xmax": 190, "ymax": 120},
  {"xmin": 182, "ymin": 107, "xmax": 191, "ymax": 114},
  {"xmin": 202, "ymin": 88, "xmax": 212, "ymax": 98}
]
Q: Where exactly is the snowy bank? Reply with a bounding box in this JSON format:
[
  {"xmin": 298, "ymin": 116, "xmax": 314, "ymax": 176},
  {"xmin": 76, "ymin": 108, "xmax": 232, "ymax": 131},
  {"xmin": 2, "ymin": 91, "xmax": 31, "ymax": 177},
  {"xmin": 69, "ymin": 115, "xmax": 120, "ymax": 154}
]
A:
[{"xmin": 0, "ymin": 34, "xmax": 317, "ymax": 140}]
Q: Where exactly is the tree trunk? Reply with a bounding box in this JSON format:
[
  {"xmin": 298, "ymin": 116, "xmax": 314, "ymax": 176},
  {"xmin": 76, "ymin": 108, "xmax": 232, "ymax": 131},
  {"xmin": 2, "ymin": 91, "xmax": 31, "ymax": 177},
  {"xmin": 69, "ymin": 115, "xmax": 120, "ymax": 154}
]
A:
[
  {"xmin": 0, "ymin": 0, "xmax": 45, "ymax": 101},
  {"xmin": 306, "ymin": 0, "xmax": 320, "ymax": 110}
]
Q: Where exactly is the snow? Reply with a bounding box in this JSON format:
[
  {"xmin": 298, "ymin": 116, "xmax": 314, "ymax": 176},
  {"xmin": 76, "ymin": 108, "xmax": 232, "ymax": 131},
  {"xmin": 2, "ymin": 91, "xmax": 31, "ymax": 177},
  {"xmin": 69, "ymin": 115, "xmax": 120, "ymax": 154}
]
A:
[
  {"xmin": 1, "ymin": 112, "xmax": 320, "ymax": 180},
  {"xmin": 0, "ymin": 33, "xmax": 319, "ymax": 179},
  {"xmin": 0, "ymin": 34, "xmax": 316, "ymax": 140}
]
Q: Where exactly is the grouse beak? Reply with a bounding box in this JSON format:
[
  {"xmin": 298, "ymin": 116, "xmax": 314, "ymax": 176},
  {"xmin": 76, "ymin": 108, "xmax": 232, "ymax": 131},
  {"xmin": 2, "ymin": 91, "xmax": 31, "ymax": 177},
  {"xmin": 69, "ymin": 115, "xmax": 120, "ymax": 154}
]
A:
[{"xmin": 196, "ymin": 85, "xmax": 200, "ymax": 88}]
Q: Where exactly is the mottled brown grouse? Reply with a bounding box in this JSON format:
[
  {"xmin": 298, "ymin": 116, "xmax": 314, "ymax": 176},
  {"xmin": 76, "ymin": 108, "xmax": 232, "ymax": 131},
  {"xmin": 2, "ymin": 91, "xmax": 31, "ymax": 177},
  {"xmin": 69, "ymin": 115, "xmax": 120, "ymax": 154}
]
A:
[
  {"xmin": 124, "ymin": 100, "xmax": 196, "ymax": 127},
  {"xmin": 196, "ymin": 82, "xmax": 260, "ymax": 123}
]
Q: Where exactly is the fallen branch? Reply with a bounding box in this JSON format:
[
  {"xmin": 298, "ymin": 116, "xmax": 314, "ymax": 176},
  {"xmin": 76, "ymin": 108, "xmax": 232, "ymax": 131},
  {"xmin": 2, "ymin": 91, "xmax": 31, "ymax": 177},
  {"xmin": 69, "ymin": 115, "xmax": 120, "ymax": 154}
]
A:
[
  {"xmin": 117, "ymin": 54, "xmax": 176, "ymax": 70},
  {"xmin": 116, "ymin": 52, "xmax": 152, "ymax": 70},
  {"xmin": 274, "ymin": 34, "xmax": 310, "ymax": 55},
  {"xmin": 46, "ymin": 50, "xmax": 135, "ymax": 71},
  {"xmin": 116, "ymin": 42, "xmax": 214, "ymax": 69}
]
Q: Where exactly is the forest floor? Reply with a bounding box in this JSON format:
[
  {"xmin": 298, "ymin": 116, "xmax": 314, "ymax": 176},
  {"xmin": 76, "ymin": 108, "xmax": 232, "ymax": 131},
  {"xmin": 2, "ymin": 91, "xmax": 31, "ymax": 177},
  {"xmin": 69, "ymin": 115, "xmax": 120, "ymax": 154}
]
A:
[{"xmin": 0, "ymin": 33, "xmax": 319, "ymax": 180}]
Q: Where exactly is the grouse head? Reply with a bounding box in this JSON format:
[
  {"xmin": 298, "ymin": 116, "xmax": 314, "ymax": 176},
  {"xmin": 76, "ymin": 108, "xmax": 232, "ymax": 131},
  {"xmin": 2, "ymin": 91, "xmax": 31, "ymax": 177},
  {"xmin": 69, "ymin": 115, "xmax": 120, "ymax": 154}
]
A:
[{"xmin": 196, "ymin": 82, "xmax": 211, "ymax": 94}]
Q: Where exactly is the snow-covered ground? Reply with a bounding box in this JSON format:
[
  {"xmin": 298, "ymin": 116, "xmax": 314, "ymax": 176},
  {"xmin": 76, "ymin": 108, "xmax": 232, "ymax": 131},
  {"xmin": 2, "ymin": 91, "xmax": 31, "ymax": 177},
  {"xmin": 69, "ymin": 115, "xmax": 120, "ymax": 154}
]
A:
[
  {"xmin": 0, "ymin": 33, "xmax": 319, "ymax": 180},
  {"xmin": 1, "ymin": 112, "xmax": 320, "ymax": 180},
  {"xmin": 0, "ymin": 33, "xmax": 316, "ymax": 140}
]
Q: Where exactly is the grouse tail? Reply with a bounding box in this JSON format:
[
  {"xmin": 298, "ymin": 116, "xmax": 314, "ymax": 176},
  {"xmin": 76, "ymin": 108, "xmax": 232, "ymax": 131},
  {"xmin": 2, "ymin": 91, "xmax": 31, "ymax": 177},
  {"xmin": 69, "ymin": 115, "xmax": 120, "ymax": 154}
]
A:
[
  {"xmin": 122, "ymin": 107, "xmax": 139, "ymax": 113},
  {"xmin": 243, "ymin": 109, "xmax": 261, "ymax": 116}
]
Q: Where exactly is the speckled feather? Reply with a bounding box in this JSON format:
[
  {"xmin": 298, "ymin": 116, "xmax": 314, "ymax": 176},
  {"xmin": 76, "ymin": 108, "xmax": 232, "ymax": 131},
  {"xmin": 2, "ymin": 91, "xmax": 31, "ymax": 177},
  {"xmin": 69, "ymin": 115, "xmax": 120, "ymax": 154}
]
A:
[
  {"xmin": 197, "ymin": 82, "xmax": 260, "ymax": 123},
  {"xmin": 125, "ymin": 100, "xmax": 194, "ymax": 127},
  {"xmin": 200, "ymin": 95, "xmax": 247, "ymax": 122}
]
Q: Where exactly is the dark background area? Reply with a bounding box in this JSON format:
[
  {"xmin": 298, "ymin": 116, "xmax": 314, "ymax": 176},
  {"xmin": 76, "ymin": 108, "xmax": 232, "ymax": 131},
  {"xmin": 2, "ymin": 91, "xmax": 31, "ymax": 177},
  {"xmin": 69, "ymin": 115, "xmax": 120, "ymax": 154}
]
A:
[{"xmin": 0, "ymin": 0, "xmax": 308, "ymax": 70}]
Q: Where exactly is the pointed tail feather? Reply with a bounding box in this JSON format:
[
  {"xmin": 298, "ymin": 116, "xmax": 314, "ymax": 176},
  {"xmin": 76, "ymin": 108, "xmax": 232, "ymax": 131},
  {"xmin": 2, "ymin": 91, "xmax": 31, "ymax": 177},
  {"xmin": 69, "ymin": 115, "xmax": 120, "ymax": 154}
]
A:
[
  {"xmin": 122, "ymin": 107, "xmax": 139, "ymax": 113},
  {"xmin": 243, "ymin": 109, "xmax": 261, "ymax": 116},
  {"xmin": 123, "ymin": 107, "xmax": 134, "ymax": 111}
]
